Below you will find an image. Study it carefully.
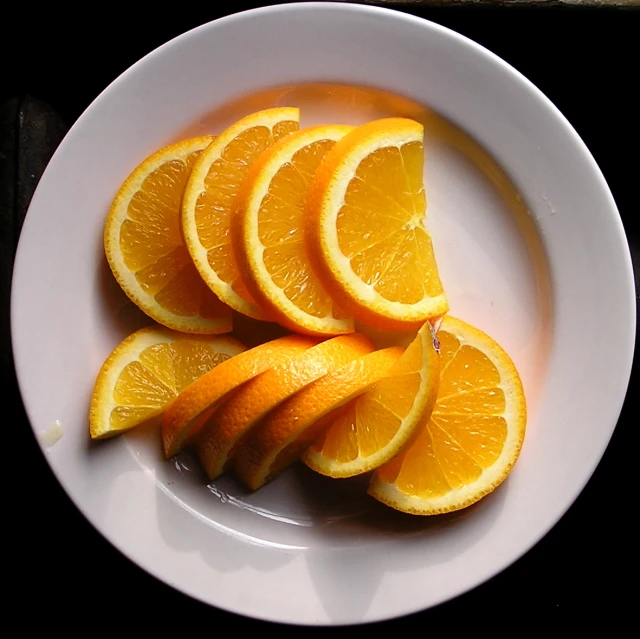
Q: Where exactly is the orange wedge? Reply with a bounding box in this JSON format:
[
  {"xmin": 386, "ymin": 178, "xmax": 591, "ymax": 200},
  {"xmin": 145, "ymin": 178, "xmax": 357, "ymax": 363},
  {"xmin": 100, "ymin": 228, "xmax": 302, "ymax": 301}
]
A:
[
  {"xmin": 302, "ymin": 321, "xmax": 440, "ymax": 477},
  {"xmin": 104, "ymin": 137, "xmax": 232, "ymax": 333},
  {"xmin": 197, "ymin": 333, "xmax": 374, "ymax": 480},
  {"xmin": 161, "ymin": 334, "xmax": 315, "ymax": 458},
  {"xmin": 369, "ymin": 316, "xmax": 527, "ymax": 515},
  {"xmin": 234, "ymin": 124, "xmax": 355, "ymax": 335},
  {"xmin": 182, "ymin": 108, "xmax": 300, "ymax": 319},
  {"xmin": 305, "ymin": 118, "xmax": 449, "ymax": 331},
  {"xmin": 90, "ymin": 326, "xmax": 244, "ymax": 440},
  {"xmin": 234, "ymin": 346, "xmax": 403, "ymax": 490}
]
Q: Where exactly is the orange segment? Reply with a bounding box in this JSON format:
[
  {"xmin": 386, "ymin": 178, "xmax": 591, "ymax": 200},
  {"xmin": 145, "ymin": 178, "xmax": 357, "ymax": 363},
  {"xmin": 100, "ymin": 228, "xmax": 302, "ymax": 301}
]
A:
[
  {"xmin": 90, "ymin": 326, "xmax": 245, "ymax": 439},
  {"xmin": 234, "ymin": 346, "xmax": 403, "ymax": 490},
  {"xmin": 196, "ymin": 333, "xmax": 374, "ymax": 480},
  {"xmin": 302, "ymin": 321, "xmax": 440, "ymax": 477},
  {"xmin": 182, "ymin": 108, "xmax": 301, "ymax": 319},
  {"xmin": 161, "ymin": 334, "xmax": 315, "ymax": 458},
  {"xmin": 369, "ymin": 316, "xmax": 527, "ymax": 515},
  {"xmin": 104, "ymin": 137, "xmax": 232, "ymax": 333},
  {"xmin": 305, "ymin": 118, "xmax": 449, "ymax": 331},
  {"xmin": 235, "ymin": 124, "xmax": 355, "ymax": 335}
]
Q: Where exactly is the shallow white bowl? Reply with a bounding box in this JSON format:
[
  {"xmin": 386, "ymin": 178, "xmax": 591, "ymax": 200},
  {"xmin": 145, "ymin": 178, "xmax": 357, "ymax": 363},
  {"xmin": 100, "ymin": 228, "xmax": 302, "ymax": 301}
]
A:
[{"xmin": 11, "ymin": 2, "xmax": 635, "ymax": 625}]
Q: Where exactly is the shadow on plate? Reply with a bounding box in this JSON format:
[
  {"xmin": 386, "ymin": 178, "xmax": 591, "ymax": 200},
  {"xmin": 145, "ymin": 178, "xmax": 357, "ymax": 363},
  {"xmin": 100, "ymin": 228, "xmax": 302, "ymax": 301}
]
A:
[
  {"xmin": 289, "ymin": 462, "xmax": 508, "ymax": 622},
  {"xmin": 143, "ymin": 438, "xmax": 508, "ymax": 622}
]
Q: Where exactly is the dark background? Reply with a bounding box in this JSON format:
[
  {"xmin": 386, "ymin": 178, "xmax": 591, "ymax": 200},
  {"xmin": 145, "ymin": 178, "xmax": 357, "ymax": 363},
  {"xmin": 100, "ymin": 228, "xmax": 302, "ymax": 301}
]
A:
[{"xmin": 2, "ymin": 1, "xmax": 638, "ymax": 630}]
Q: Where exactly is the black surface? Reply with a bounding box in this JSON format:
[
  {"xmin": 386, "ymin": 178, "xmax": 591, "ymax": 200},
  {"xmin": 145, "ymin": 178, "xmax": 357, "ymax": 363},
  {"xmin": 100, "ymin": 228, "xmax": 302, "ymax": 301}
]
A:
[{"xmin": 3, "ymin": 2, "xmax": 638, "ymax": 629}]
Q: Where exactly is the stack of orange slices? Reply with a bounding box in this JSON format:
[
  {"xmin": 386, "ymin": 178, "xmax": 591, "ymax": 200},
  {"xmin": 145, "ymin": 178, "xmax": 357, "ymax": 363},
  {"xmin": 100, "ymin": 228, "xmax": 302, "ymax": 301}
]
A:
[{"xmin": 90, "ymin": 107, "xmax": 527, "ymax": 516}]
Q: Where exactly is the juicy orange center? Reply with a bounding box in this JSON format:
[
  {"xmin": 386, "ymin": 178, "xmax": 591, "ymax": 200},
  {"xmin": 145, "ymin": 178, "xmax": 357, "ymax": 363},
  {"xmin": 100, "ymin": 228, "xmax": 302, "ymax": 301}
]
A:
[
  {"xmin": 311, "ymin": 335, "xmax": 423, "ymax": 462},
  {"xmin": 110, "ymin": 342, "xmax": 232, "ymax": 429},
  {"xmin": 260, "ymin": 138, "xmax": 338, "ymax": 318},
  {"xmin": 378, "ymin": 330, "xmax": 508, "ymax": 497},
  {"xmin": 336, "ymin": 141, "xmax": 444, "ymax": 304},
  {"xmin": 195, "ymin": 122, "xmax": 299, "ymax": 297},
  {"xmin": 119, "ymin": 150, "xmax": 219, "ymax": 317}
]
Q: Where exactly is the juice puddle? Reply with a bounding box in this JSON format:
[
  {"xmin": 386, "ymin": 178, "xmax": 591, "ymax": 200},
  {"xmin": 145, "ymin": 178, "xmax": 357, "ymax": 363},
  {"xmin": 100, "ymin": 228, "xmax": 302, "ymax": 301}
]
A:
[
  {"xmin": 40, "ymin": 420, "xmax": 64, "ymax": 447},
  {"xmin": 165, "ymin": 450, "xmax": 373, "ymax": 528}
]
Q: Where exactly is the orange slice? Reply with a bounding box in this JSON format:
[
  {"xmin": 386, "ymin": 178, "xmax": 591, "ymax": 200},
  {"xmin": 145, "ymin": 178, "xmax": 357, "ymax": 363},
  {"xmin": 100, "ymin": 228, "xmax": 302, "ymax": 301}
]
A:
[
  {"xmin": 305, "ymin": 118, "xmax": 449, "ymax": 331},
  {"xmin": 235, "ymin": 124, "xmax": 355, "ymax": 335},
  {"xmin": 182, "ymin": 108, "xmax": 300, "ymax": 319},
  {"xmin": 197, "ymin": 333, "xmax": 374, "ymax": 480},
  {"xmin": 104, "ymin": 137, "xmax": 232, "ymax": 333},
  {"xmin": 234, "ymin": 346, "xmax": 403, "ymax": 490},
  {"xmin": 302, "ymin": 321, "xmax": 440, "ymax": 477},
  {"xmin": 90, "ymin": 326, "xmax": 244, "ymax": 440},
  {"xmin": 369, "ymin": 315, "xmax": 527, "ymax": 515},
  {"xmin": 161, "ymin": 334, "xmax": 315, "ymax": 458}
]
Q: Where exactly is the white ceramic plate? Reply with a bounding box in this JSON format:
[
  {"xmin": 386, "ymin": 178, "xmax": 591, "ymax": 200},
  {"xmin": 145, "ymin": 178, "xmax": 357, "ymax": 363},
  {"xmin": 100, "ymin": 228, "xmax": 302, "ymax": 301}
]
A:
[{"xmin": 11, "ymin": 2, "xmax": 635, "ymax": 625}]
